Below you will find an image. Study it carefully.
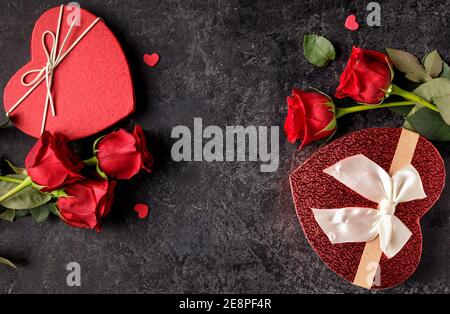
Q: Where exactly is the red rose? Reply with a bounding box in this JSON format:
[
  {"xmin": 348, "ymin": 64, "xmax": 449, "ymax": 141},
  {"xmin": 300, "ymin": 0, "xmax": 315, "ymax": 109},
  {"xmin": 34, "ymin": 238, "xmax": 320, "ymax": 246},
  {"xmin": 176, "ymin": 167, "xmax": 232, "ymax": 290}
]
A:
[
  {"xmin": 284, "ymin": 88, "xmax": 337, "ymax": 148},
  {"xmin": 25, "ymin": 132, "xmax": 83, "ymax": 192},
  {"xmin": 96, "ymin": 126, "xmax": 153, "ymax": 180},
  {"xmin": 336, "ymin": 46, "xmax": 392, "ymax": 104},
  {"xmin": 57, "ymin": 179, "xmax": 117, "ymax": 231}
]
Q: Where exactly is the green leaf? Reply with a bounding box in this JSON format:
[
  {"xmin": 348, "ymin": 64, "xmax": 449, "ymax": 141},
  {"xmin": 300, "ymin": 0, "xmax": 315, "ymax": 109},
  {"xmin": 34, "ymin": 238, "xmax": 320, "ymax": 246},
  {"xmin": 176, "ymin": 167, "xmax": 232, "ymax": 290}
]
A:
[
  {"xmin": 432, "ymin": 95, "xmax": 450, "ymax": 125},
  {"xmin": 0, "ymin": 116, "xmax": 9, "ymax": 128},
  {"xmin": 0, "ymin": 208, "xmax": 15, "ymax": 222},
  {"xmin": 303, "ymin": 35, "xmax": 336, "ymax": 67},
  {"xmin": 402, "ymin": 120, "xmax": 415, "ymax": 131},
  {"xmin": 48, "ymin": 203, "xmax": 60, "ymax": 217},
  {"xmin": 14, "ymin": 208, "xmax": 30, "ymax": 219},
  {"xmin": 389, "ymin": 106, "xmax": 414, "ymax": 117},
  {"xmin": 0, "ymin": 175, "xmax": 52, "ymax": 210},
  {"xmin": 413, "ymin": 77, "xmax": 450, "ymax": 102},
  {"xmin": 404, "ymin": 71, "xmax": 430, "ymax": 83},
  {"xmin": 411, "ymin": 78, "xmax": 450, "ymax": 125},
  {"xmin": 407, "ymin": 107, "xmax": 450, "ymax": 141},
  {"xmin": 402, "ymin": 105, "xmax": 422, "ymax": 130},
  {"xmin": 386, "ymin": 48, "xmax": 431, "ymax": 83},
  {"xmin": 30, "ymin": 203, "xmax": 51, "ymax": 223},
  {"xmin": 441, "ymin": 62, "xmax": 450, "ymax": 79},
  {"xmin": 0, "ymin": 257, "xmax": 16, "ymax": 269},
  {"xmin": 423, "ymin": 50, "xmax": 443, "ymax": 78},
  {"xmin": 3, "ymin": 159, "xmax": 27, "ymax": 176}
]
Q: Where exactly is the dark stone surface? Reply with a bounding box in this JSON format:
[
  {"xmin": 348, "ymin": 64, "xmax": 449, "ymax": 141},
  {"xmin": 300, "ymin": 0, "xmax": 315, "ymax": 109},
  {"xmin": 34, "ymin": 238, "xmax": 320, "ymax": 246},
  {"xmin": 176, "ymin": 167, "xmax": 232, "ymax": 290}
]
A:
[{"xmin": 0, "ymin": 0, "xmax": 449, "ymax": 293}]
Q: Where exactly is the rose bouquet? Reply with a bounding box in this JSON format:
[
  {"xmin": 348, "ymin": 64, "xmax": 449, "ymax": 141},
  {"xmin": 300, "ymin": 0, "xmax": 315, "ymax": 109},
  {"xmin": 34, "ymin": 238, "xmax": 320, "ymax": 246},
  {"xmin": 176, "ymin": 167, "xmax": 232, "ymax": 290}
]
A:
[
  {"xmin": 286, "ymin": 38, "xmax": 450, "ymax": 146},
  {"xmin": 0, "ymin": 5, "xmax": 156, "ymax": 269},
  {"xmin": 0, "ymin": 114, "xmax": 153, "ymax": 270},
  {"xmin": 289, "ymin": 36, "xmax": 449, "ymax": 289},
  {"xmin": 0, "ymin": 125, "xmax": 152, "ymax": 231}
]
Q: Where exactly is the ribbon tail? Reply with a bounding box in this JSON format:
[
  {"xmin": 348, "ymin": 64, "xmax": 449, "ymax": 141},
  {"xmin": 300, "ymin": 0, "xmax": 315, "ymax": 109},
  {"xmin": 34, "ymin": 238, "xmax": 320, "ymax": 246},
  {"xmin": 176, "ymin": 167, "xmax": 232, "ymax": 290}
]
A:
[
  {"xmin": 379, "ymin": 215, "xmax": 412, "ymax": 258},
  {"xmin": 312, "ymin": 207, "xmax": 380, "ymax": 244}
]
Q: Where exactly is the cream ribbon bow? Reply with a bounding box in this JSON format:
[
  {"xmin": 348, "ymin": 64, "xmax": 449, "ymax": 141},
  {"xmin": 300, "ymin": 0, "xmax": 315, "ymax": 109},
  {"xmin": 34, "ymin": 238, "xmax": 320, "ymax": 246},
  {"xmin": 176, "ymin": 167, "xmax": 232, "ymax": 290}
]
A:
[{"xmin": 312, "ymin": 154, "xmax": 426, "ymax": 259}]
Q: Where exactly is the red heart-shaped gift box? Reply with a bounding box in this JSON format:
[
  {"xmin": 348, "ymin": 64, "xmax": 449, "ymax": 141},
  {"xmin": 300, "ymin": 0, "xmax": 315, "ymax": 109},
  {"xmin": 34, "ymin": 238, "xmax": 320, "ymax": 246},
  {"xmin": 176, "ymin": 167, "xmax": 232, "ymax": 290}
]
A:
[
  {"xmin": 290, "ymin": 128, "xmax": 445, "ymax": 289},
  {"xmin": 3, "ymin": 5, "xmax": 134, "ymax": 140}
]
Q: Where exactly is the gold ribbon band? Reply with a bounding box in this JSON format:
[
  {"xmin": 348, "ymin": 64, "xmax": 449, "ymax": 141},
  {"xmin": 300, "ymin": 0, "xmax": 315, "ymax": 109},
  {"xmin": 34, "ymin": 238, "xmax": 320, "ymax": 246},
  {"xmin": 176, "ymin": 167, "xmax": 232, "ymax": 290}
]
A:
[{"xmin": 353, "ymin": 128, "xmax": 420, "ymax": 289}]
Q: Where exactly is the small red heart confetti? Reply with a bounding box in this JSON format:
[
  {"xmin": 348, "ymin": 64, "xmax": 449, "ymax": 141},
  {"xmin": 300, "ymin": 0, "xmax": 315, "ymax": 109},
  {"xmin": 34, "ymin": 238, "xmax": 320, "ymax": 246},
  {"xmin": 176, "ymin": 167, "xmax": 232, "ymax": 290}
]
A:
[
  {"xmin": 345, "ymin": 14, "xmax": 359, "ymax": 31},
  {"xmin": 134, "ymin": 203, "xmax": 149, "ymax": 219},
  {"xmin": 143, "ymin": 53, "xmax": 160, "ymax": 68}
]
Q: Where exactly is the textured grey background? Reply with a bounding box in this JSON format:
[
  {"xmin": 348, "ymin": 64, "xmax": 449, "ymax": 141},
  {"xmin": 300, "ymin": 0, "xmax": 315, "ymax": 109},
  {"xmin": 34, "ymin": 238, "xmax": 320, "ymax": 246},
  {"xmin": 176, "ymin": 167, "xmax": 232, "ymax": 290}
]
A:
[{"xmin": 0, "ymin": 0, "xmax": 449, "ymax": 294}]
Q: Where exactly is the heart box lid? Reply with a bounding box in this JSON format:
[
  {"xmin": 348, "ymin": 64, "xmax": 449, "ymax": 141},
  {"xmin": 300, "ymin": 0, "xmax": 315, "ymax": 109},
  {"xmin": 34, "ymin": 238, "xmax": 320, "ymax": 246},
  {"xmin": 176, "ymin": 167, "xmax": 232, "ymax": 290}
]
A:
[
  {"xmin": 3, "ymin": 5, "xmax": 135, "ymax": 140},
  {"xmin": 289, "ymin": 128, "xmax": 445, "ymax": 289}
]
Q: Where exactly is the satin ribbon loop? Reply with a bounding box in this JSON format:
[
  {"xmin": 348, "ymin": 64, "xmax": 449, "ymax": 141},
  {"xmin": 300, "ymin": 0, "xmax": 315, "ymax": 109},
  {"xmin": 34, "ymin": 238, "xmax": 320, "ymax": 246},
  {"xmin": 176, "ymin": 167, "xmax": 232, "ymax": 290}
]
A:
[{"xmin": 312, "ymin": 154, "xmax": 426, "ymax": 259}]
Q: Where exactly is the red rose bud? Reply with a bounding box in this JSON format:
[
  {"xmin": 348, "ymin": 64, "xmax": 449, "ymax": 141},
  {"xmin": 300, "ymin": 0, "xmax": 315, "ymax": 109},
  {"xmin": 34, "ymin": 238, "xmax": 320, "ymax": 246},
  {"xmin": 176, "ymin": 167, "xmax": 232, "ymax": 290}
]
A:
[
  {"xmin": 336, "ymin": 46, "xmax": 392, "ymax": 105},
  {"xmin": 284, "ymin": 88, "xmax": 337, "ymax": 148},
  {"xmin": 57, "ymin": 179, "xmax": 117, "ymax": 231},
  {"xmin": 25, "ymin": 132, "xmax": 83, "ymax": 192},
  {"xmin": 96, "ymin": 125, "xmax": 153, "ymax": 180}
]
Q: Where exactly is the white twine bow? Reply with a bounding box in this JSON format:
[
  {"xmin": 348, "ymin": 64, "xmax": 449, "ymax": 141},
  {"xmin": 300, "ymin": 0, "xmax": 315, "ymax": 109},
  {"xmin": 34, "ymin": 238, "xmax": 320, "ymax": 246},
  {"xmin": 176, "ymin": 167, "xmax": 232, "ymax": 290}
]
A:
[
  {"xmin": 6, "ymin": 5, "xmax": 101, "ymax": 135},
  {"xmin": 312, "ymin": 154, "xmax": 426, "ymax": 259}
]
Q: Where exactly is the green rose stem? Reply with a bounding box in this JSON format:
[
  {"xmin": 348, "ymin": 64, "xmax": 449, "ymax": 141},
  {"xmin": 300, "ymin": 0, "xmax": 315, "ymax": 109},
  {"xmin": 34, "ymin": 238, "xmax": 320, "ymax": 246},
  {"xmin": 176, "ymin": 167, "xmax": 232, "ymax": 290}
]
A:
[
  {"xmin": 0, "ymin": 176, "xmax": 64, "ymax": 199},
  {"xmin": 0, "ymin": 176, "xmax": 32, "ymax": 203},
  {"xmin": 0, "ymin": 176, "xmax": 23, "ymax": 184},
  {"xmin": 335, "ymin": 100, "xmax": 415, "ymax": 119},
  {"xmin": 390, "ymin": 84, "xmax": 439, "ymax": 112}
]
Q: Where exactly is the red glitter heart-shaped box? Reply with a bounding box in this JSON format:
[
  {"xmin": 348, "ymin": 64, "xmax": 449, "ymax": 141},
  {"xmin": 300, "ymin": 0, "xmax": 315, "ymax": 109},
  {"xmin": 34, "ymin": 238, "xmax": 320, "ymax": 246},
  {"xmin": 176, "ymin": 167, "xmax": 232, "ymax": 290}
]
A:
[
  {"xmin": 290, "ymin": 128, "xmax": 445, "ymax": 289},
  {"xmin": 3, "ymin": 5, "xmax": 134, "ymax": 140}
]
